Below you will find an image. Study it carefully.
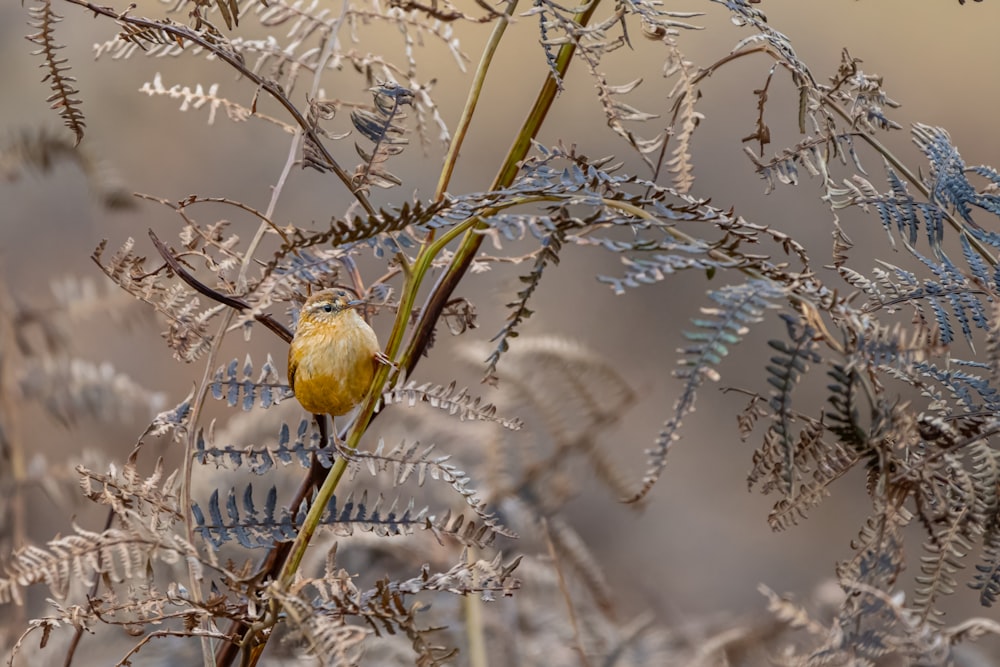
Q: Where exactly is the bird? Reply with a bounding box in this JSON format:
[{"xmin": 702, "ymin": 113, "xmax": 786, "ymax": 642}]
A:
[{"xmin": 287, "ymin": 288, "xmax": 381, "ymax": 418}]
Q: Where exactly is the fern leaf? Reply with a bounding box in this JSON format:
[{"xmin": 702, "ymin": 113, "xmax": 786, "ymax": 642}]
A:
[
  {"xmin": 825, "ymin": 364, "xmax": 868, "ymax": 448},
  {"xmin": 598, "ymin": 246, "xmax": 744, "ymax": 295},
  {"xmin": 92, "ymin": 238, "xmax": 224, "ymax": 362},
  {"xmin": 626, "ymin": 279, "xmax": 783, "ymax": 503},
  {"xmin": 209, "ymin": 354, "xmax": 293, "ymax": 411},
  {"xmin": 192, "ymin": 486, "xmax": 429, "ymax": 549},
  {"xmin": 339, "ymin": 439, "xmax": 516, "ymax": 538},
  {"xmin": 909, "ymin": 450, "xmax": 980, "ymax": 624},
  {"xmin": 758, "ymin": 314, "xmax": 822, "ymax": 494},
  {"xmin": 350, "ymin": 83, "xmax": 414, "ymax": 192},
  {"xmin": 0, "ymin": 525, "xmax": 195, "ymax": 605},
  {"xmin": 261, "ymin": 200, "xmax": 438, "ymax": 281},
  {"xmin": 139, "ymin": 73, "xmax": 295, "ymax": 132},
  {"xmin": 77, "ymin": 458, "xmax": 182, "ymax": 525},
  {"xmin": 143, "ymin": 389, "xmax": 194, "ymax": 440},
  {"xmin": 972, "ymin": 520, "xmax": 1000, "ymax": 607},
  {"xmin": 378, "ymin": 380, "xmax": 522, "ymax": 430},
  {"xmin": 967, "ymin": 438, "xmax": 1000, "ymax": 605},
  {"xmin": 662, "ymin": 37, "xmax": 702, "ymax": 192},
  {"xmin": 194, "ymin": 420, "xmax": 325, "ymax": 475},
  {"xmin": 26, "ymin": 0, "xmax": 85, "ymax": 145},
  {"xmin": 242, "ymin": 248, "xmax": 345, "ymax": 323},
  {"xmin": 484, "ymin": 228, "xmax": 565, "ymax": 383},
  {"xmin": 279, "ymin": 595, "xmax": 369, "ymax": 666},
  {"xmin": 424, "ymin": 509, "xmax": 503, "ymax": 550}
]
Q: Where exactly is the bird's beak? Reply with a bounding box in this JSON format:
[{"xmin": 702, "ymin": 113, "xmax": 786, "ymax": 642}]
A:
[{"xmin": 345, "ymin": 299, "xmax": 365, "ymax": 309}]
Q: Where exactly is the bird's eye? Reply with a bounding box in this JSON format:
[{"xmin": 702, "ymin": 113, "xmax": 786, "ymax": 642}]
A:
[{"xmin": 321, "ymin": 303, "xmax": 334, "ymax": 313}]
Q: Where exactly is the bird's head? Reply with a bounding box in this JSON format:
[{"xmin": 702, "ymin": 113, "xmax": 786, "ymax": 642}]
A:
[{"xmin": 299, "ymin": 288, "xmax": 362, "ymax": 324}]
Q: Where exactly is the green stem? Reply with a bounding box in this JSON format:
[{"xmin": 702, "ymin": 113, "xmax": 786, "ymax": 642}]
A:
[
  {"xmin": 400, "ymin": 0, "xmax": 604, "ymax": 372},
  {"xmin": 434, "ymin": 1, "xmax": 517, "ymax": 202},
  {"xmin": 275, "ymin": 0, "xmax": 532, "ymax": 590},
  {"xmin": 274, "ymin": 0, "xmax": 604, "ymax": 622}
]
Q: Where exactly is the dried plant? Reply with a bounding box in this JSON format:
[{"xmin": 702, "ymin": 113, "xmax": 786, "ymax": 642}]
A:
[{"xmin": 6, "ymin": 0, "xmax": 1000, "ymax": 666}]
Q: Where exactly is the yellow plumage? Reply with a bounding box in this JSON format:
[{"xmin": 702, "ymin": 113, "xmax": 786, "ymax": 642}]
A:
[{"xmin": 288, "ymin": 289, "xmax": 380, "ymax": 416}]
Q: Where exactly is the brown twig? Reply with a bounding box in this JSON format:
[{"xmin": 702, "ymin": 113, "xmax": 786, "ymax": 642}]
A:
[{"xmin": 147, "ymin": 229, "xmax": 293, "ymax": 343}]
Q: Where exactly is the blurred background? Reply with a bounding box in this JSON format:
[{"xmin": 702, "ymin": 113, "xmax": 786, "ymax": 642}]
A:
[{"xmin": 3, "ymin": 0, "xmax": 1000, "ymax": 662}]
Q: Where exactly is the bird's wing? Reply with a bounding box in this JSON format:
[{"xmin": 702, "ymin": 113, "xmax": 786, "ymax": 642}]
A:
[{"xmin": 288, "ymin": 346, "xmax": 299, "ymax": 393}]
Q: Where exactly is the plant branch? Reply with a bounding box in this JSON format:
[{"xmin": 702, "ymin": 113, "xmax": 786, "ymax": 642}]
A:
[
  {"xmin": 63, "ymin": 0, "xmax": 374, "ymax": 216},
  {"xmin": 401, "ymin": 0, "xmax": 604, "ymax": 375}
]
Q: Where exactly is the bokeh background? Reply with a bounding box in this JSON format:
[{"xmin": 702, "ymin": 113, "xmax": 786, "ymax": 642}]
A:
[{"xmin": 3, "ymin": 0, "xmax": 1000, "ymax": 661}]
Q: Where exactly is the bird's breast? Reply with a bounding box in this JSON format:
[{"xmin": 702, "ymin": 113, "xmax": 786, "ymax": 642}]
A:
[{"xmin": 289, "ymin": 317, "xmax": 379, "ymax": 416}]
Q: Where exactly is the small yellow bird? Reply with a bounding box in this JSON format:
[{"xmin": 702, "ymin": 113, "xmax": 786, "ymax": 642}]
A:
[{"xmin": 287, "ymin": 289, "xmax": 381, "ymax": 417}]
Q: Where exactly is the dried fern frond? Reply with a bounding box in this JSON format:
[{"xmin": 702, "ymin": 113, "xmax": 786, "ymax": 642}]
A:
[
  {"xmin": 0, "ymin": 128, "xmax": 131, "ymax": 208},
  {"xmin": 77, "ymin": 458, "xmax": 182, "ymax": 528},
  {"xmin": 143, "ymin": 390, "xmax": 195, "ymax": 440},
  {"xmin": 484, "ymin": 225, "xmax": 566, "ymax": 384},
  {"xmin": 627, "ymin": 279, "xmax": 784, "ymax": 503},
  {"xmin": 378, "ymin": 380, "xmax": 523, "ymax": 430},
  {"xmin": 461, "ymin": 335, "xmax": 638, "ymax": 501},
  {"xmin": 192, "ymin": 485, "xmax": 430, "ymax": 549},
  {"xmin": 92, "ymin": 238, "xmax": 225, "ymax": 362},
  {"xmin": 660, "ymin": 34, "xmax": 703, "ymax": 192},
  {"xmin": 337, "ymin": 439, "xmax": 516, "ymax": 538},
  {"xmin": 280, "ymin": 548, "xmax": 518, "ymax": 666},
  {"xmin": 260, "ymin": 199, "xmax": 441, "ymax": 283},
  {"xmin": 19, "ymin": 357, "xmax": 166, "ymax": 427},
  {"xmin": 209, "ymin": 354, "xmax": 293, "ymax": 411},
  {"xmin": 350, "ymin": 82, "xmax": 415, "ymax": 192},
  {"xmin": 278, "ymin": 593, "xmax": 370, "ymax": 667},
  {"xmin": 194, "ymin": 417, "xmax": 323, "ymax": 475},
  {"xmin": 0, "ymin": 525, "xmax": 198, "ymax": 606},
  {"xmin": 241, "ymin": 248, "xmax": 346, "ymax": 326},
  {"xmin": 754, "ymin": 314, "xmax": 823, "ymax": 495},
  {"xmin": 139, "ymin": 73, "xmax": 295, "ymax": 133},
  {"xmin": 26, "ymin": 0, "xmax": 86, "ymax": 145}
]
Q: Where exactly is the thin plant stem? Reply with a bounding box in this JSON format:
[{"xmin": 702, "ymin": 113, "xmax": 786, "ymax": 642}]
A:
[
  {"xmin": 400, "ymin": 0, "xmax": 604, "ymax": 371},
  {"xmin": 464, "ymin": 547, "xmax": 489, "ymax": 667},
  {"xmin": 542, "ymin": 519, "xmax": 593, "ymax": 667},
  {"xmin": 696, "ymin": 43, "xmax": 998, "ymax": 268},
  {"xmin": 64, "ymin": 0, "xmax": 375, "ymax": 217},
  {"xmin": 188, "ymin": 100, "xmax": 308, "ymax": 667},
  {"xmin": 275, "ymin": 0, "xmax": 605, "ymax": 591},
  {"xmin": 434, "ymin": 0, "xmax": 517, "ymax": 203}
]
